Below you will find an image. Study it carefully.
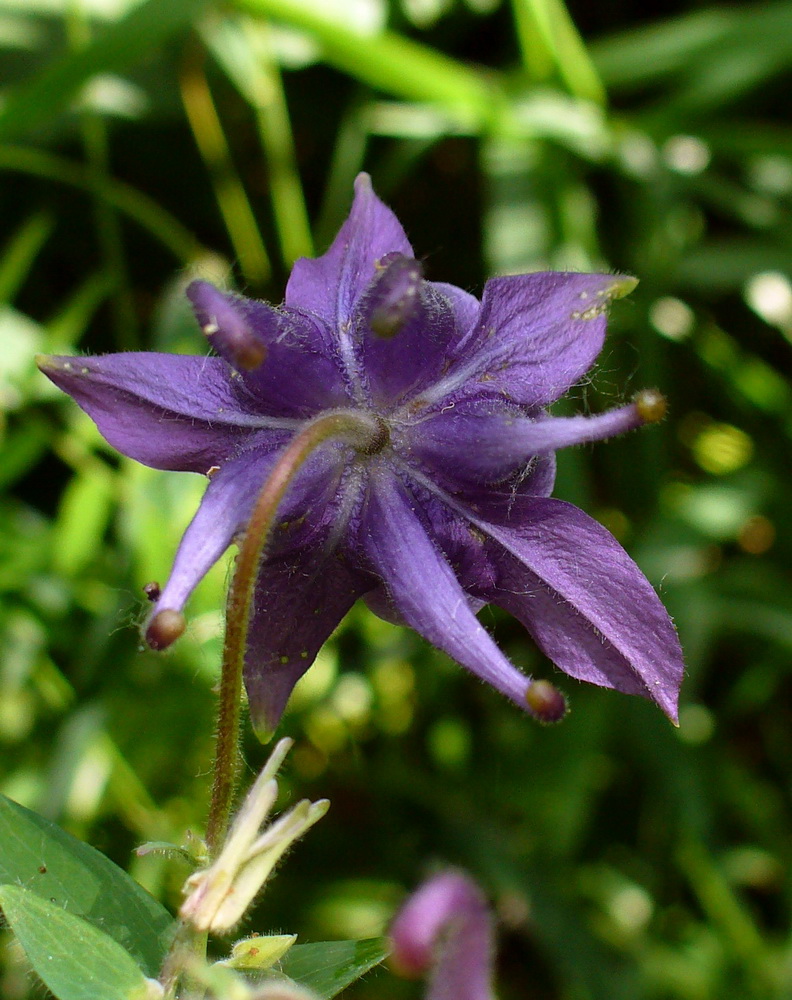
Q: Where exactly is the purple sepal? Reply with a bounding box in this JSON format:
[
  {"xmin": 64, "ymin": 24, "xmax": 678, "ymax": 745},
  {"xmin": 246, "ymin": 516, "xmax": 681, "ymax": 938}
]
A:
[
  {"xmin": 285, "ymin": 173, "xmax": 412, "ymax": 329},
  {"xmin": 357, "ymin": 474, "xmax": 533, "ymax": 711},
  {"xmin": 37, "ymin": 353, "xmax": 265, "ymax": 473},
  {"xmin": 481, "ymin": 498, "xmax": 683, "ymax": 721},
  {"xmin": 244, "ymin": 549, "xmax": 371, "ymax": 741},
  {"xmin": 425, "ymin": 272, "xmax": 637, "ymax": 411},
  {"xmin": 406, "ymin": 401, "xmax": 646, "ymax": 484}
]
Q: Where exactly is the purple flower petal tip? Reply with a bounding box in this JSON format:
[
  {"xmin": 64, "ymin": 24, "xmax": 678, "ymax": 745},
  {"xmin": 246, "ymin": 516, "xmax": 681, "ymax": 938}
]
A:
[
  {"xmin": 187, "ymin": 280, "xmax": 267, "ymax": 371},
  {"xmin": 41, "ymin": 173, "xmax": 682, "ymax": 732},
  {"xmin": 145, "ymin": 609, "xmax": 186, "ymax": 651},
  {"xmin": 525, "ymin": 680, "xmax": 568, "ymax": 723}
]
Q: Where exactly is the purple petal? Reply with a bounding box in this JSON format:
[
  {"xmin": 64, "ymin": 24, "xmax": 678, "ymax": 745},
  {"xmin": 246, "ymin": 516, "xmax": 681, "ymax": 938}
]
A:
[
  {"xmin": 285, "ymin": 173, "xmax": 413, "ymax": 328},
  {"xmin": 38, "ymin": 353, "xmax": 270, "ymax": 473},
  {"xmin": 404, "ymin": 401, "xmax": 647, "ymax": 484},
  {"xmin": 476, "ymin": 498, "xmax": 683, "ymax": 720},
  {"xmin": 354, "ymin": 256, "xmax": 460, "ymax": 406},
  {"xmin": 390, "ymin": 871, "xmax": 495, "ymax": 1000},
  {"xmin": 243, "ymin": 549, "xmax": 371, "ymax": 741},
  {"xmin": 422, "ymin": 272, "xmax": 637, "ymax": 410},
  {"xmin": 453, "ymin": 452, "xmax": 558, "ymax": 511},
  {"xmin": 358, "ymin": 474, "xmax": 533, "ymax": 711},
  {"xmin": 148, "ymin": 442, "xmax": 347, "ymax": 626},
  {"xmin": 430, "ymin": 281, "xmax": 480, "ymax": 340},
  {"xmin": 148, "ymin": 446, "xmax": 284, "ymax": 620},
  {"xmin": 387, "ymin": 458, "xmax": 556, "ymax": 603},
  {"xmin": 399, "ymin": 451, "xmax": 557, "ymax": 530},
  {"xmin": 519, "ymin": 450, "xmax": 556, "ymax": 499},
  {"xmin": 187, "ymin": 282, "xmax": 350, "ymax": 416}
]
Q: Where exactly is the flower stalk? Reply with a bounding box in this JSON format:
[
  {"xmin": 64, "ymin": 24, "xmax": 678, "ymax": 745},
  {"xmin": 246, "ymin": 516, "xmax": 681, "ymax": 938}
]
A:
[{"xmin": 205, "ymin": 409, "xmax": 386, "ymax": 855}]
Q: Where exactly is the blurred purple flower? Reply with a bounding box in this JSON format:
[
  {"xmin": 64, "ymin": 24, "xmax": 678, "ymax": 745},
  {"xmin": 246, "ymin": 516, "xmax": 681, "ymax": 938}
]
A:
[
  {"xmin": 39, "ymin": 174, "xmax": 683, "ymax": 738},
  {"xmin": 390, "ymin": 870, "xmax": 495, "ymax": 1000}
]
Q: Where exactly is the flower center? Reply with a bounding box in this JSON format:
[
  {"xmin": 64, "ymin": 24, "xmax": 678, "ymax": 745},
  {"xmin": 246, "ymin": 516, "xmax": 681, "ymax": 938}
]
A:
[{"xmin": 354, "ymin": 414, "xmax": 390, "ymax": 455}]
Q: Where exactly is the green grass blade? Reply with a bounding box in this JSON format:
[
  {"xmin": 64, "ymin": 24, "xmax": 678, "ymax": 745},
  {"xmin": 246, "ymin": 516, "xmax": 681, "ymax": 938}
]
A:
[
  {"xmin": 45, "ymin": 270, "xmax": 115, "ymax": 352},
  {"xmin": 231, "ymin": 0, "xmax": 501, "ymax": 129},
  {"xmin": 0, "ymin": 210, "xmax": 54, "ymax": 304},
  {"xmin": 0, "ymin": 145, "xmax": 201, "ymax": 262},
  {"xmin": 512, "ymin": 0, "xmax": 606, "ymax": 103},
  {"xmin": 206, "ymin": 16, "xmax": 314, "ymax": 264},
  {"xmin": 179, "ymin": 41, "xmax": 271, "ymax": 285}
]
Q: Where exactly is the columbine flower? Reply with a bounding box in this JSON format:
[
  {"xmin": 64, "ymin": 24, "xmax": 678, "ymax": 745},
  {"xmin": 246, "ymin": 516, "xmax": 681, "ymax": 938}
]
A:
[
  {"xmin": 389, "ymin": 870, "xmax": 495, "ymax": 1000},
  {"xmin": 38, "ymin": 173, "xmax": 683, "ymax": 738}
]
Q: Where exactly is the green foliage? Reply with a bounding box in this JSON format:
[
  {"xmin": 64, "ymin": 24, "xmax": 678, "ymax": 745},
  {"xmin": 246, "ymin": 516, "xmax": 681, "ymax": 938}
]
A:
[
  {"xmin": 0, "ymin": 793, "xmax": 173, "ymax": 976},
  {"xmin": 1, "ymin": 0, "xmax": 792, "ymax": 998},
  {"xmin": 278, "ymin": 939, "xmax": 389, "ymax": 999},
  {"xmin": 0, "ymin": 886, "xmax": 154, "ymax": 1000}
]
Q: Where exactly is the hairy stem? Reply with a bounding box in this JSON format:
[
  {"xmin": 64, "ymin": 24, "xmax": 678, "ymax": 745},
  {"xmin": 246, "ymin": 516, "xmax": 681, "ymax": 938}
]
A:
[
  {"xmin": 158, "ymin": 923, "xmax": 207, "ymax": 999},
  {"xmin": 205, "ymin": 409, "xmax": 386, "ymax": 856}
]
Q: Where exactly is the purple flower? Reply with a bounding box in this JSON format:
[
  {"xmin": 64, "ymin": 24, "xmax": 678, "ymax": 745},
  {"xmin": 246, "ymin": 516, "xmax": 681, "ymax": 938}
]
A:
[
  {"xmin": 389, "ymin": 870, "xmax": 495, "ymax": 1000},
  {"xmin": 38, "ymin": 173, "xmax": 683, "ymax": 739}
]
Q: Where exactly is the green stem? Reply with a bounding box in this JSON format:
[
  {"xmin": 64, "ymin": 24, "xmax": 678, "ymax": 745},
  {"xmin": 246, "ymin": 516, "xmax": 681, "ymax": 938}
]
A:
[
  {"xmin": 231, "ymin": 0, "xmax": 502, "ymax": 130},
  {"xmin": 180, "ymin": 40, "xmax": 271, "ymax": 287},
  {"xmin": 244, "ymin": 19, "xmax": 314, "ymax": 265},
  {"xmin": 511, "ymin": 0, "xmax": 606, "ymax": 104},
  {"xmin": 67, "ymin": 0, "xmax": 139, "ymax": 349},
  {"xmin": 159, "ymin": 922, "xmax": 207, "ymax": 999},
  {"xmin": 204, "ymin": 409, "xmax": 386, "ymax": 856}
]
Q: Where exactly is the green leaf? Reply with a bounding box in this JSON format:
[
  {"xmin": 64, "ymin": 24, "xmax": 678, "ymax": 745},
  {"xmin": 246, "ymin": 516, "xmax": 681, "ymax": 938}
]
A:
[
  {"xmin": 278, "ymin": 938, "xmax": 388, "ymax": 999},
  {"xmin": 510, "ymin": 0, "xmax": 605, "ymax": 104},
  {"xmin": 0, "ymin": 0, "xmax": 210, "ymax": 143},
  {"xmin": 0, "ymin": 885, "xmax": 153, "ymax": 1000},
  {"xmin": 0, "ymin": 794, "xmax": 174, "ymax": 976},
  {"xmin": 591, "ymin": 8, "xmax": 734, "ymax": 88}
]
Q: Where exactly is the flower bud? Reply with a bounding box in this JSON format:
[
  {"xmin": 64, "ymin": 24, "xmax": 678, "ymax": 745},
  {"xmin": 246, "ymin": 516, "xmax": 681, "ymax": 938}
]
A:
[
  {"xmin": 390, "ymin": 871, "xmax": 496, "ymax": 1000},
  {"xmin": 219, "ymin": 933, "xmax": 297, "ymax": 971},
  {"xmin": 181, "ymin": 738, "xmax": 329, "ymax": 933}
]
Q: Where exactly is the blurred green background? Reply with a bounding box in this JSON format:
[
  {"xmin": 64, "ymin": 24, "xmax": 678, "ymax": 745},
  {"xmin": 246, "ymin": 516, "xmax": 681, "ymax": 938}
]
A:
[{"xmin": 1, "ymin": 0, "xmax": 791, "ymax": 997}]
